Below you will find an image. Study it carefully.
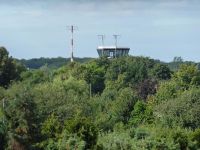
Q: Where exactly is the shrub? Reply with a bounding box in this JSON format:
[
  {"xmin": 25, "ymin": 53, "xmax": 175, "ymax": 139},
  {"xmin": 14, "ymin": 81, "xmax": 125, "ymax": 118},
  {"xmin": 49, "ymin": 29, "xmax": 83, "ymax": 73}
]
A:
[
  {"xmin": 64, "ymin": 117, "xmax": 98, "ymax": 149},
  {"xmin": 129, "ymin": 101, "xmax": 154, "ymax": 126},
  {"xmin": 134, "ymin": 127, "xmax": 150, "ymax": 140},
  {"xmin": 0, "ymin": 121, "xmax": 6, "ymax": 150},
  {"xmin": 172, "ymin": 130, "xmax": 188, "ymax": 150},
  {"xmin": 189, "ymin": 128, "xmax": 200, "ymax": 148},
  {"xmin": 58, "ymin": 134, "xmax": 85, "ymax": 150},
  {"xmin": 154, "ymin": 88, "xmax": 200, "ymax": 129}
]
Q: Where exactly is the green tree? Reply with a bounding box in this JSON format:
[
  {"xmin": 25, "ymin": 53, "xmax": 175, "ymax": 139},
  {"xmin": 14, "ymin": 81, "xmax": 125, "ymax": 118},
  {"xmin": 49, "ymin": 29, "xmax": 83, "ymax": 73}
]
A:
[
  {"xmin": 70, "ymin": 59, "xmax": 108, "ymax": 94},
  {"xmin": 38, "ymin": 114, "xmax": 62, "ymax": 149},
  {"xmin": 173, "ymin": 64, "xmax": 200, "ymax": 89},
  {"xmin": 129, "ymin": 101, "xmax": 153, "ymax": 126},
  {"xmin": 0, "ymin": 47, "xmax": 25, "ymax": 88},
  {"xmin": 64, "ymin": 117, "xmax": 98, "ymax": 149},
  {"xmin": 58, "ymin": 134, "xmax": 85, "ymax": 150},
  {"xmin": 155, "ymin": 88, "xmax": 200, "ymax": 129},
  {"xmin": 96, "ymin": 88, "xmax": 138, "ymax": 130},
  {"xmin": 34, "ymin": 77, "xmax": 90, "ymax": 123},
  {"xmin": 0, "ymin": 121, "xmax": 6, "ymax": 150},
  {"xmin": 4, "ymin": 84, "xmax": 38, "ymax": 149},
  {"xmin": 111, "ymin": 88, "xmax": 138, "ymax": 124},
  {"xmin": 41, "ymin": 114, "xmax": 62, "ymax": 139},
  {"xmin": 172, "ymin": 130, "xmax": 188, "ymax": 150},
  {"xmin": 154, "ymin": 80, "xmax": 180, "ymax": 103},
  {"xmin": 189, "ymin": 128, "xmax": 200, "ymax": 148},
  {"xmin": 105, "ymin": 57, "xmax": 155, "ymax": 90},
  {"xmin": 152, "ymin": 64, "xmax": 171, "ymax": 80}
]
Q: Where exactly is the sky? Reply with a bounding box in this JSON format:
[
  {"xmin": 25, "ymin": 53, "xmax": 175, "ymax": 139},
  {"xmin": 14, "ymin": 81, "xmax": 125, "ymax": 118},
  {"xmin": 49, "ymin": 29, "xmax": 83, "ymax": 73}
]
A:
[{"xmin": 0, "ymin": 0, "xmax": 199, "ymax": 62}]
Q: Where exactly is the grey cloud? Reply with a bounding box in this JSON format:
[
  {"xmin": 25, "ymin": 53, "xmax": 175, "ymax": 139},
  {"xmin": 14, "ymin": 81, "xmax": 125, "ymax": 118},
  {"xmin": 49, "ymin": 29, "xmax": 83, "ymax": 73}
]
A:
[
  {"xmin": 0, "ymin": 0, "xmax": 200, "ymax": 61},
  {"xmin": 1, "ymin": 0, "xmax": 200, "ymax": 13}
]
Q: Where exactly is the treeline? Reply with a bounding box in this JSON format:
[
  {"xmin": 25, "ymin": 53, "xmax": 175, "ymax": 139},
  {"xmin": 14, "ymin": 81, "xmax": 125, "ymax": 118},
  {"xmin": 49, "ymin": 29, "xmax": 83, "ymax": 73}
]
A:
[
  {"xmin": 18, "ymin": 56, "xmax": 200, "ymax": 72},
  {"xmin": 0, "ymin": 47, "xmax": 200, "ymax": 150},
  {"xmin": 166, "ymin": 56, "xmax": 200, "ymax": 71},
  {"xmin": 19, "ymin": 57, "xmax": 94, "ymax": 69}
]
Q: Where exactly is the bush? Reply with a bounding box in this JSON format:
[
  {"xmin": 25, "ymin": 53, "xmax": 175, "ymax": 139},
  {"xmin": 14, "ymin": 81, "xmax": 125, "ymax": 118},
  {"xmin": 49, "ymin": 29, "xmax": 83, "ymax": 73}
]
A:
[
  {"xmin": 129, "ymin": 101, "xmax": 153, "ymax": 126},
  {"xmin": 97, "ymin": 130, "xmax": 134, "ymax": 150},
  {"xmin": 0, "ymin": 121, "xmax": 6, "ymax": 150},
  {"xmin": 155, "ymin": 88, "xmax": 200, "ymax": 129},
  {"xmin": 189, "ymin": 128, "xmax": 200, "ymax": 148},
  {"xmin": 154, "ymin": 80, "xmax": 181, "ymax": 103},
  {"xmin": 58, "ymin": 134, "xmax": 85, "ymax": 150},
  {"xmin": 173, "ymin": 64, "xmax": 200, "ymax": 89},
  {"xmin": 134, "ymin": 127, "xmax": 150, "ymax": 140},
  {"xmin": 4, "ymin": 84, "xmax": 39, "ymax": 149},
  {"xmin": 172, "ymin": 130, "xmax": 188, "ymax": 150},
  {"xmin": 64, "ymin": 117, "xmax": 98, "ymax": 149},
  {"xmin": 152, "ymin": 64, "xmax": 172, "ymax": 80},
  {"xmin": 41, "ymin": 113, "xmax": 62, "ymax": 139}
]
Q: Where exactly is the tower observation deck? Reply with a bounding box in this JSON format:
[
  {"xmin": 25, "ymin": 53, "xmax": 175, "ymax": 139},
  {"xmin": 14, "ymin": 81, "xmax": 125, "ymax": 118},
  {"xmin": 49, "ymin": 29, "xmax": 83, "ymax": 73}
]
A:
[{"xmin": 97, "ymin": 46, "xmax": 130, "ymax": 58}]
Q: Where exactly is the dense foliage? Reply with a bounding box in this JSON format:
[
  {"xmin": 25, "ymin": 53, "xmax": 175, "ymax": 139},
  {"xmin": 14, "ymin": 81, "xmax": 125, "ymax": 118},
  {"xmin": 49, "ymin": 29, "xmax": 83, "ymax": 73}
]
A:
[
  {"xmin": 19, "ymin": 57, "xmax": 93, "ymax": 69},
  {"xmin": 0, "ymin": 48, "xmax": 200, "ymax": 150}
]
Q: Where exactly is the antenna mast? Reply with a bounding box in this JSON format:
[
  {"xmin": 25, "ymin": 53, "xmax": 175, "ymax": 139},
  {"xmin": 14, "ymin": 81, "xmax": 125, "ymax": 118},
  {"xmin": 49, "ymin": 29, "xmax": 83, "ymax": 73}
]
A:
[
  {"xmin": 113, "ymin": 34, "xmax": 120, "ymax": 58},
  {"xmin": 98, "ymin": 35, "xmax": 105, "ymax": 57},
  {"xmin": 98, "ymin": 35, "xmax": 105, "ymax": 46},
  {"xmin": 67, "ymin": 25, "xmax": 77, "ymax": 62}
]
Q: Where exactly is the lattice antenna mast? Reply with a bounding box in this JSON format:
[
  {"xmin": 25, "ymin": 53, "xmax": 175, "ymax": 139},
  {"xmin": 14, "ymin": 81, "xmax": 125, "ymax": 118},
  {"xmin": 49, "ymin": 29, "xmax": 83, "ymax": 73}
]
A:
[
  {"xmin": 67, "ymin": 25, "xmax": 78, "ymax": 62},
  {"xmin": 98, "ymin": 35, "xmax": 105, "ymax": 57},
  {"xmin": 113, "ymin": 34, "xmax": 120, "ymax": 47},
  {"xmin": 98, "ymin": 35, "xmax": 105, "ymax": 46},
  {"xmin": 113, "ymin": 34, "xmax": 121, "ymax": 58}
]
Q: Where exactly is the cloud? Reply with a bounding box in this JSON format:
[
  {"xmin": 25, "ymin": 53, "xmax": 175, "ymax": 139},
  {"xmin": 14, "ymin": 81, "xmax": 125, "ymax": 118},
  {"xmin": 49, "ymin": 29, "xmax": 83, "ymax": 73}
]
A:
[
  {"xmin": 1, "ymin": 0, "xmax": 200, "ymax": 14},
  {"xmin": 0, "ymin": 0, "xmax": 200, "ymax": 61}
]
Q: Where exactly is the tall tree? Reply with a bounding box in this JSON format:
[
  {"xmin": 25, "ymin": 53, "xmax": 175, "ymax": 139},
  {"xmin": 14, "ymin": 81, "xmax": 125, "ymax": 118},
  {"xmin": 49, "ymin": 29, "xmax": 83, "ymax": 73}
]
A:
[
  {"xmin": 4, "ymin": 84, "xmax": 39, "ymax": 149},
  {"xmin": 152, "ymin": 64, "xmax": 171, "ymax": 80},
  {"xmin": 0, "ymin": 47, "xmax": 25, "ymax": 87}
]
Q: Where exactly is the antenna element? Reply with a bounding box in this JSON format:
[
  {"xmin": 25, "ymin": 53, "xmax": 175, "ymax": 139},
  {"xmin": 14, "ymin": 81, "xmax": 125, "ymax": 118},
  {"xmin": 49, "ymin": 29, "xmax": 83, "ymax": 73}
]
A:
[
  {"xmin": 113, "ymin": 34, "xmax": 121, "ymax": 58},
  {"xmin": 98, "ymin": 35, "xmax": 105, "ymax": 46},
  {"xmin": 67, "ymin": 25, "xmax": 78, "ymax": 62}
]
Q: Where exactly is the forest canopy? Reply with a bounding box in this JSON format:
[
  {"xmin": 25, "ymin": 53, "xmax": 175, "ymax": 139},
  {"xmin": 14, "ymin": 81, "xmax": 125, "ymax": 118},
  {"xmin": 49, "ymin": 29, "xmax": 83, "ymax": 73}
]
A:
[{"xmin": 0, "ymin": 47, "xmax": 200, "ymax": 150}]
